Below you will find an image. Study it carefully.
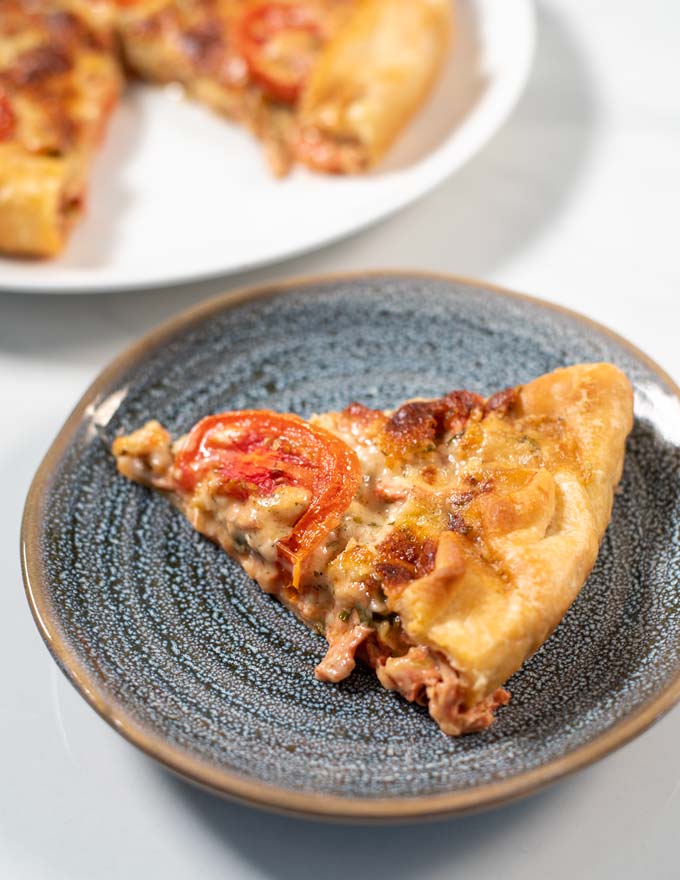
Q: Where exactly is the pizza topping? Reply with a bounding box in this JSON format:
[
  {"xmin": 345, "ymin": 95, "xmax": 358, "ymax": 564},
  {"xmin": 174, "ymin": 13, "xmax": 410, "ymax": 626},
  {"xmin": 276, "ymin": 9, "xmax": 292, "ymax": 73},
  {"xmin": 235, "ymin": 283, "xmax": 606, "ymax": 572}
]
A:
[
  {"xmin": 45, "ymin": 10, "xmax": 107, "ymax": 52},
  {"xmin": 485, "ymin": 386, "xmax": 519, "ymax": 416},
  {"xmin": 376, "ymin": 646, "xmax": 510, "ymax": 735},
  {"xmin": 376, "ymin": 529, "xmax": 437, "ymax": 587},
  {"xmin": 0, "ymin": 90, "xmax": 15, "ymax": 141},
  {"xmin": 236, "ymin": 2, "xmax": 325, "ymax": 103},
  {"xmin": 112, "ymin": 421, "xmax": 175, "ymax": 489},
  {"xmin": 174, "ymin": 410, "xmax": 361, "ymax": 585},
  {"xmin": 337, "ymin": 390, "xmax": 499, "ymax": 462},
  {"xmin": 442, "ymin": 389, "xmax": 485, "ymax": 433},
  {"xmin": 373, "ymin": 480, "xmax": 408, "ymax": 503},
  {"xmin": 10, "ymin": 45, "xmax": 72, "ymax": 87},
  {"xmin": 383, "ymin": 391, "xmax": 485, "ymax": 458},
  {"xmin": 294, "ymin": 126, "xmax": 367, "ymax": 173},
  {"xmin": 179, "ymin": 19, "xmax": 223, "ymax": 65},
  {"xmin": 342, "ymin": 401, "xmax": 386, "ymax": 427},
  {"xmin": 181, "ymin": 19, "xmax": 250, "ymax": 87},
  {"xmin": 447, "ymin": 511, "xmax": 471, "ymax": 535},
  {"xmin": 385, "ymin": 400, "xmax": 447, "ymax": 452},
  {"xmin": 315, "ymin": 622, "xmax": 372, "ymax": 682}
]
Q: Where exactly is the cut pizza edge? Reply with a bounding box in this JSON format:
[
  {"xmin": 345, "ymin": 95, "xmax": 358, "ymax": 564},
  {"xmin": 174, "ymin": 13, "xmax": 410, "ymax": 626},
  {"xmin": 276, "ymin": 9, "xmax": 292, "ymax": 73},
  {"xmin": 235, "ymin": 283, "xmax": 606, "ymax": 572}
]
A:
[
  {"xmin": 110, "ymin": 0, "xmax": 454, "ymax": 177},
  {"xmin": 112, "ymin": 363, "xmax": 634, "ymax": 735}
]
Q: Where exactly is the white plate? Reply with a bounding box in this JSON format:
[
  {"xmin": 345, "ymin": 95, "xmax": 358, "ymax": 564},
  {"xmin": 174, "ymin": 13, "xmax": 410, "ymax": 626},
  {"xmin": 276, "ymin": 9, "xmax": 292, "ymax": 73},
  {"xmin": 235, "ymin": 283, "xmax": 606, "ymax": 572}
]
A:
[{"xmin": 1, "ymin": 0, "xmax": 535, "ymax": 293}]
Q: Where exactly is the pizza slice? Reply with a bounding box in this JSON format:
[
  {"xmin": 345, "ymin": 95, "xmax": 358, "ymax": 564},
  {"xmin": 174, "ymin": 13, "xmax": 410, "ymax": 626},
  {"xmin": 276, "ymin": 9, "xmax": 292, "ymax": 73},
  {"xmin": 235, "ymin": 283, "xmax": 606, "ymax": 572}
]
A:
[
  {"xmin": 295, "ymin": 0, "xmax": 453, "ymax": 172},
  {"xmin": 112, "ymin": 363, "xmax": 633, "ymax": 735},
  {"xmin": 0, "ymin": 1, "xmax": 123, "ymax": 256},
  {"xmin": 112, "ymin": 0, "xmax": 452, "ymax": 176},
  {"xmin": 111, "ymin": 0, "xmax": 351, "ymax": 175}
]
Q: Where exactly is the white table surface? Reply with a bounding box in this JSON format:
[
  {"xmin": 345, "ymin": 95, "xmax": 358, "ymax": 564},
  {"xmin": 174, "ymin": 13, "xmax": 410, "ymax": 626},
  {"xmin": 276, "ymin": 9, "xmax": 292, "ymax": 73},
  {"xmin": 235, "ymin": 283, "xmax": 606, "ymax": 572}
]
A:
[{"xmin": 2, "ymin": 1, "xmax": 679, "ymax": 877}]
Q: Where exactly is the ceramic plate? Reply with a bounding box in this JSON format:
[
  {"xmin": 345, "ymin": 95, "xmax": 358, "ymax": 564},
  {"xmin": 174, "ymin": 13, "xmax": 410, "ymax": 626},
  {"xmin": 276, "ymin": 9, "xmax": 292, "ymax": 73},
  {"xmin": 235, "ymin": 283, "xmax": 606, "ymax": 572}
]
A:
[
  {"xmin": 1, "ymin": 0, "xmax": 534, "ymax": 294},
  {"xmin": 22, "ymin": 273, "xmax": 680, "ymax": 820}
]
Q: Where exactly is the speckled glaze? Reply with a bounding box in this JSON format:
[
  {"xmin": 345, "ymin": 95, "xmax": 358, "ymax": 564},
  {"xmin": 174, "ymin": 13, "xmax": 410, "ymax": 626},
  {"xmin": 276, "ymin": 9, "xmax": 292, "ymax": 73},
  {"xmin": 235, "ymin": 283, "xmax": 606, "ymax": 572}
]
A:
[{"xmin": 22, "ymin": 273, "xmax": 680, "ymax": 820}]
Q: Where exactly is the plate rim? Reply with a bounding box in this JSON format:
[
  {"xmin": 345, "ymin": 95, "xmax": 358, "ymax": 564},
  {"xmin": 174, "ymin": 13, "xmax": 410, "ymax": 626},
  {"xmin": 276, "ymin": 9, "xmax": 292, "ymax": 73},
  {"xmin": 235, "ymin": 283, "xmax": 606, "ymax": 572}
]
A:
[
  {"xmin": 1, "ymin": 0, "xmax": 536, "ymax": 294},
  {"xmin": 21, "ymin": 270, "xmax": 680, "ymax": 822}
]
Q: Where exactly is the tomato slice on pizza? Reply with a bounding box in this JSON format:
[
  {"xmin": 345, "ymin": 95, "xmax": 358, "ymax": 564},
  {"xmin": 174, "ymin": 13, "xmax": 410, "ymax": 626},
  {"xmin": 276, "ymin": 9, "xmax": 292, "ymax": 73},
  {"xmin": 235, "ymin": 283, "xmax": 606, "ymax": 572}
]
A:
[
  {"xmin": 173, "ymin": 410, "xmax": 361, "ymax": 586},
  {"xmin": 113, "ymin": 363, "xmax": 633, "ymax": 735},
  {"xmin": 235, "ymin": 2, "xmax": 326, "ymax": 104}
]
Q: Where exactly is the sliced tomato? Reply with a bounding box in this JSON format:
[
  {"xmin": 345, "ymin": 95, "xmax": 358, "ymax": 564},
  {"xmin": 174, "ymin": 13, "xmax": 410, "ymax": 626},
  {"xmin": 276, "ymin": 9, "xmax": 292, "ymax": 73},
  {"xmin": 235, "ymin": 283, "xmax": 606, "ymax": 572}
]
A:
[
  {"xmin": 174, "ymin": 410, "xmax": 361, "ymax": 586},
  {"xmin": 235, "ymin": 2, "xmax": 323, "ymax": 103},
  {"xmin": 0, "ymin": 90, "xmax": 15, "ymax": 141}
]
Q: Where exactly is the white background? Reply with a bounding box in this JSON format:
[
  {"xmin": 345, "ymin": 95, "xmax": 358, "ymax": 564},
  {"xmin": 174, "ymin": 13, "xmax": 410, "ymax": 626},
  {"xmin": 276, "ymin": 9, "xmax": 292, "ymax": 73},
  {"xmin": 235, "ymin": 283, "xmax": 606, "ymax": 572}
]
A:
[{"xmin": 1, "ymin": 1, "xmax": 679, "ymax": 876}]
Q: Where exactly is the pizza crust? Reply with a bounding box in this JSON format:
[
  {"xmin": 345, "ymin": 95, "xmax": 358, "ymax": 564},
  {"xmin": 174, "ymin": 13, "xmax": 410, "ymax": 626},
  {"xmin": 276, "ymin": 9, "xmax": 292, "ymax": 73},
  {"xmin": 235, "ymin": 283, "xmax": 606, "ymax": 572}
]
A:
[
  {"xmin": 0, "ymin": 2, "xmax": 122, "ymax": 256},
  {"xmin": 0, "ymin": 147, "xmax": 71, "ymax": 256},
  {"xmin": 390, "ymin": 364, "xmax": 634, "ymax": 705},
  {"xmin": 297, "ymin": 0, "xmax": 453, "ymax": 170}
]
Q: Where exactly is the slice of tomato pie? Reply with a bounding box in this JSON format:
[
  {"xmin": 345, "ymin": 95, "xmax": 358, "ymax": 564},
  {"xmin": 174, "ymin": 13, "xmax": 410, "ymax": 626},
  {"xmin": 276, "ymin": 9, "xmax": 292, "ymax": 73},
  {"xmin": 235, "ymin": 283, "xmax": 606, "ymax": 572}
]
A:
[{"xmin": 112, "ymin": 363, "xmax": 634, "ymax": 735}]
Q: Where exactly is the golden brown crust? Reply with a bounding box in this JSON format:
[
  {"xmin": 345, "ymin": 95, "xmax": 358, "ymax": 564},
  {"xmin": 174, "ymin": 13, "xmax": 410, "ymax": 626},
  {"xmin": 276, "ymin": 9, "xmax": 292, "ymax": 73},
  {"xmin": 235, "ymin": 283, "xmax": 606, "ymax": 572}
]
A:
[
  {"xmin": 391, "ymin": 364, "xmax": 634, "ymax": 705},
  {"xmin": 0, "ymin": 1, "xmax": 122, "ymax": 256},
  {"xmin": 296, "ymin": 0, "xmax": 453, "ymax": 171}
]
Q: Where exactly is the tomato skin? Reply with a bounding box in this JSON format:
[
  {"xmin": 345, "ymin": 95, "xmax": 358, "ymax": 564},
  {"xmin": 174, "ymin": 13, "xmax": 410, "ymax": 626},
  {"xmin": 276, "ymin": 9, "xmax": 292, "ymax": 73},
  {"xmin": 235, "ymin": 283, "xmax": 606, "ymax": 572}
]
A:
[
  {"xmin": 174, "ymin": 410, "xmax": 361, "ymax": 586},
  {"xmin": 235, "ymin": 2, "xmax": 322, "ymax": 103},
  {"xmin": 0, "ymin": 90, "xmax": 15, "ymax": 141}
]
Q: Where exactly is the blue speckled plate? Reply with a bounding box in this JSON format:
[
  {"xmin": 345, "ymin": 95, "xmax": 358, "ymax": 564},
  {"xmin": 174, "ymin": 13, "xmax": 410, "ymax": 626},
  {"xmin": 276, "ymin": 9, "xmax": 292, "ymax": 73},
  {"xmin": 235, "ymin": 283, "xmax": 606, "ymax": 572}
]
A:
[{"xmin": 21, "ymin": 273, "xmax": 680, "ymax": 821}]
